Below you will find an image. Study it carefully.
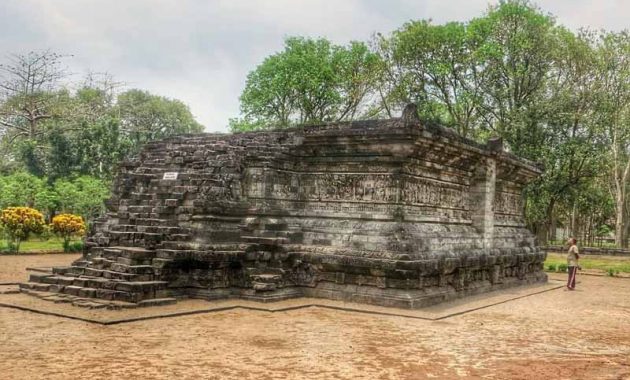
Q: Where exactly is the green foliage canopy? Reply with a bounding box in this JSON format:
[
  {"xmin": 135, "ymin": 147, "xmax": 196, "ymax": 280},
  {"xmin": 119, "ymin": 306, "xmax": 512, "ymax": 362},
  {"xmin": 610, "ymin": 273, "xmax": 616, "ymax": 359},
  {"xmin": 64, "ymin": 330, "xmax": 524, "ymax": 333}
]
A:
[{"xmin": 232, "ymin": 37, "xmax": 380, "ymax": 131}]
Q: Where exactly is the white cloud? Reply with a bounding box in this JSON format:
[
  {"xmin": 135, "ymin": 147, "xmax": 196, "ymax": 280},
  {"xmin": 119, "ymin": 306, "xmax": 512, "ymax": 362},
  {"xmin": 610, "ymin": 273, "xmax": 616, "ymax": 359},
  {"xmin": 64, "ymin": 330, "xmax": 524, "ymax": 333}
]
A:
[{"xmin": 0, "ymin": 0, "xmax": 627, "ymax": 132}]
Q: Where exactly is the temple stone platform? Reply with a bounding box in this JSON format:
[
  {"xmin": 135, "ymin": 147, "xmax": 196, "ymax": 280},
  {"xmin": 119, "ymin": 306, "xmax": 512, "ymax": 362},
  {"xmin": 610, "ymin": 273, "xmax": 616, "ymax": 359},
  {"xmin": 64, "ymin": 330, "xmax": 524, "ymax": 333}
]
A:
[{"xmin": 20, "ymin": 105, "xmax": 547, "ymax": 309}]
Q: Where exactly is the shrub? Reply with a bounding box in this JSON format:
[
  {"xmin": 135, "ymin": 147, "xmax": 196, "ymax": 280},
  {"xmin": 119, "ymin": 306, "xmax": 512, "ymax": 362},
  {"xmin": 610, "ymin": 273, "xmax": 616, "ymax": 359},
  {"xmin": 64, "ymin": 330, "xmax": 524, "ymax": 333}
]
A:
[
  {"xmin": 0, "ymin": 207, "xmax": 45, "ymax": 253},
  {"xmin": 36, "ymin": 225, "xmax": 53, "ymax": 241},
  {"xmin": 66, "ymin": 240, "xmax": 84, "ymax": 253},
  {"xmin": 607, "ymin": 268, "xmax": 616, "ymax": 277},
  {"xmin": 546, "ymin": 264, "xmax": 557, "ymax": 272},
  {"xmin": 51, "ymin": 214, "xmax": 86, "ymax": 252},
  {"xmin": 557, "ymin": 263, "xmax": 568, "ymax": 272}
]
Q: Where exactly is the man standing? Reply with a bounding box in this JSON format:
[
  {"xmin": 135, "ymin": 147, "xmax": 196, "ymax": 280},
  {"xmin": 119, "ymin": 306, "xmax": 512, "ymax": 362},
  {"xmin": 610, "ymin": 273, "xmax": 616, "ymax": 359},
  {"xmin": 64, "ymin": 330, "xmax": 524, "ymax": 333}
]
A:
[{"xmin": 567, "ymin": 238, "xmax": 579, "ymax": 290}]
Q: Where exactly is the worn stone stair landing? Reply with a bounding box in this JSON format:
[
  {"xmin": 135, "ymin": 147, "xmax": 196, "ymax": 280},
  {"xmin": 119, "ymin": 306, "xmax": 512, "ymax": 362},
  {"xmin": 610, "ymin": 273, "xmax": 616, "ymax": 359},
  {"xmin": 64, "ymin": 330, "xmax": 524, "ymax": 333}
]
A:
[
  {"xmin": 19, "ymin": 287, "xmax": 176, "ymax": 310},
  {"xmin": 19, "ymin": 245, "xmax": 178, "ymax": 308}
]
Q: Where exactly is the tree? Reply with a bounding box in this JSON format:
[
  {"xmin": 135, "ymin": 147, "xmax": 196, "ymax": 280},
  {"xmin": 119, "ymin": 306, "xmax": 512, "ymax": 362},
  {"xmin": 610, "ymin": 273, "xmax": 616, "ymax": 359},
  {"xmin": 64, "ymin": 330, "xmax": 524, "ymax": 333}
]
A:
[
  {"xmin": 373, "ymin": 0, "xmax": 559, "ymax": 142},
  {"xmin": 0, "ymin": 51, "xmax": 70, "ymax": 143},
  {"xmin": 232, "ymin": 37, "xmax": 380, "ymax": 131},
  {"xmin": 0, "ymin": 207, "xmax": 45, "ymax": 252},
  {"xmin": 0, "ymin": 50, "xmax": 205, "ymax": 181},
  {"xmin": 51, "ymin": 213, "xmax": 86, "ymax": 252},
  {"xmin": 0, "ymin": 171, "xmax": 57, "ymax": 213},
  {"xmin": 523, "ymin": 28, "xmax": 604, "ymax": 242},
  {"xmin": 595, "ymin": 31, "xmax": 630, "ymax": 247},
  {"xmin": 53, "ymin": 176, "xmax": 110, "ymax": 220},
  {"xmin": 374, "ymin": 20, "xmax": 482, "ymax": 137},
  {"xmin": 374, "ymin": 1, "xmax": 608, "ymax": 243},
  {"xmin": 466, "ymin": 0, "xmax": 558, "ymax": 143},
  {"xmin": 117, "ymin": 89, "xmax": 204, "ymax": 146}
]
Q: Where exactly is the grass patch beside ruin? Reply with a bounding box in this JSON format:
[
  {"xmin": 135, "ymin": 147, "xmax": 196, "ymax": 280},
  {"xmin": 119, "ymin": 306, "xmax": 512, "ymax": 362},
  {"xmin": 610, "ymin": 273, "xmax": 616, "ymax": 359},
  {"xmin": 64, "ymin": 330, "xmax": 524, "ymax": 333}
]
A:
[
  {"xmin": 0, "ymin": 238, "xmax": 82, "ymax": 253},
  {"xmin": 545, "ymin": 253, "xmax": 630, "ymax": 274}
]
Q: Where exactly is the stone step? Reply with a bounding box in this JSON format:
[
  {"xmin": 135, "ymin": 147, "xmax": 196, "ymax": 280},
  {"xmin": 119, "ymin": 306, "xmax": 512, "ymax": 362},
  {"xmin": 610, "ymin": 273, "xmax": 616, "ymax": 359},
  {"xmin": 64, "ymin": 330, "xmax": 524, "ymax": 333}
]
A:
[
  {"xmin": 137, "ymin": 298, "xmax": 178, "ymax": 307},
  {"xmin": 130, "ymin": 192, "xmax": 153, "ymax": 201},
  {"xmin": 83, "ymin": 268, "xmax": 140, "ymax": 281},
  {"xmin": 168, "ymin": 234, "xmax": 191, "ymax": 241},
  {"xmin": 109, "ymin": 263, "xmax": 155, "ymax": 275},
  {"xmin": 109, "ymin": 281, "xmax": 168, "ymax": 293},
  {"xmin": 20, "ymin": 288, "xmax": 139, "ymax": 309},
  {"xmin": 51, "ymin": 266, "xmax": 75, "ymax": 276},
  {"xmin": 110, "ymin": 224, "xmax": 190, "ymax": 235},
  {"xmin": 105, "ymin": 231, "xmax": 148, "ymax": 242},
  {"xmin": 19, "ymin": 282, "xmax": 51, "ymax": 292},
  {"xmin": 106, "ymin": 232, "xmax": 190, "ymax": 247},
  {"xmin": 240, "ymin": 230, "xmax": 291, "ymax": 238},
  {"xmin": 59, "ymin": 266, "xmax": 87, "ymax": 276},
  {"xmin": 158, "ymin": 241, "xmax": 245, "ymax": 253},
  {"xmin": 71, "ymin": 299, "xmax": 109, "ymax": 309},
  {"xmin": 152, "ymin": 258, "xmax": 174, "ymax": 269},
  {"xmin": 127, "ymin": 205, "xmax": 153, "ymax": 213},
  {"xmin": 133, "ymin": 218, "xmax": 173, "ymax": 226},
  {"xmin": 26, "ymin": 275, "xmax": 169, "ymax": 302},
  {"xmin": 155, "ymin": 249, "xmax": 203, "ymax": 260},
  {"xmin": 60, "ymin": 256, "xmax": 155, "ymax": 277},
  {"xmin": 242, "ymin": 236, "xmax": 288, "ymax": 245},
  {"xmin": 31, "ymin": 283, "xmax": 137, "ymax": 302},
  {"xmin": 104, "ymin": 246, "xmax": 156, "ymax": 260},
  {"xmin": 103, "ymin": 247, "xmax": 122, "ymax": 257},
  {"xmin": 154, "ymin": 248, "xmax": 243, "ymax": 261},
  {"xmin": 73, "ymin": 260, "xmax": 90, "ymax": 267},
  {"xmin": 116, "ymin": 256, "xmax": 154, "ymax": 266},
  {"xmin": 89, "ymin": 257, "xmax": 116, "ymax": 269},
  {"xmin": 35, "ymin": 274, "xmax": 78, "ymax": 285},
  {"xmin": 38, "ymin": 268, "xmax": 150, "ymax": 284}
]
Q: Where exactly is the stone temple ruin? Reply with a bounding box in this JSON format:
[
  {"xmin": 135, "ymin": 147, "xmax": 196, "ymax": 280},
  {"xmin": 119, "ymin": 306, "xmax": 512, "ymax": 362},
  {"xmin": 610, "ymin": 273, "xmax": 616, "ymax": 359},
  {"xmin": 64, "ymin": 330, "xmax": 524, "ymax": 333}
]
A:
[{"xmin": 21, "ymin": 105, "xmax": 547, "ymax": 309}]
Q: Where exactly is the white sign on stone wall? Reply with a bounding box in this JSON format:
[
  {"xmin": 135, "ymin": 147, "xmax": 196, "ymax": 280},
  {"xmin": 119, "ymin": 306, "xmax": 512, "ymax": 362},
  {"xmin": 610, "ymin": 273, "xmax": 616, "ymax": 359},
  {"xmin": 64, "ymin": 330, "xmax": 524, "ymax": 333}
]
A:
[{"xmin": 163, "ymin": 172, "xmax": 179, "ymax": 180}]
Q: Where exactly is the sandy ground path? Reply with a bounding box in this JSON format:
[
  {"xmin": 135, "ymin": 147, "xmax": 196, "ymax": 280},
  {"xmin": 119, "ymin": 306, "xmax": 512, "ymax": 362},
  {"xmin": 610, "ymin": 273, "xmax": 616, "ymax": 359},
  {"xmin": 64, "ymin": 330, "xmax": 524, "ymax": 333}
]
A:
[
  {"xmin": 1, "ymin": 254, "xmax": 629, "ymax": 379},
  {"xmin": 0, "ymin": 253, "xmax": 80, "ymax": 283}
]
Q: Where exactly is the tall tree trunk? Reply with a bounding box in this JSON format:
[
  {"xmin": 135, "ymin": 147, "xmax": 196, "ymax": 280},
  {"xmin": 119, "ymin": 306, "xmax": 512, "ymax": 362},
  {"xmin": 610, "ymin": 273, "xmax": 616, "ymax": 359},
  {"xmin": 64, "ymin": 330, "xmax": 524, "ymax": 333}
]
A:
[
  {"xmin": 569, "ymin": 202, "xmax": 577, "ymax": 238},
  {"xmin": 623, "ymin": 215, "xmax": 630, "ymax": 248},
  {"xmin": 544, "ymin": 199, "xmax": 556, "ymax": 245},
  {"xmin": 549, "ymin": 211, "xmax": 557, "ymax": 244},
  {"xmin": 611, "ymin": 131, "xmax": 630, "ymax": 248},
  {"xmin": 615, "ymin": 196, "xmax": 625, "ymax": 247}
]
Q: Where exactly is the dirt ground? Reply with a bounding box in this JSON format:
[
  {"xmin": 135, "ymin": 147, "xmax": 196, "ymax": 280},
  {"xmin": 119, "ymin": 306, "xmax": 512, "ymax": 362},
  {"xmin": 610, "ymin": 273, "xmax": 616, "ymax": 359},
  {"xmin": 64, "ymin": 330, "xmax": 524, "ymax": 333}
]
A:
[{"xmin": 0, "ymin": 254, "xmax": 629, "ymax": 380}]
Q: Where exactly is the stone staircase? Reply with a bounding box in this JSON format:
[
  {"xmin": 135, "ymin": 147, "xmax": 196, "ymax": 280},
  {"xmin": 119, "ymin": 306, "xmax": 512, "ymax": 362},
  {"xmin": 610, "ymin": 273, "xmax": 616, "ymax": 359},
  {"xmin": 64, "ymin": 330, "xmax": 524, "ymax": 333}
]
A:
[
  {"xmin": 20, "ymin": 190, "xmax": 191, "ymax": 308},
  {"xmin": 20, "ymin": 245, "xmax": 177, "ymax": 309}
]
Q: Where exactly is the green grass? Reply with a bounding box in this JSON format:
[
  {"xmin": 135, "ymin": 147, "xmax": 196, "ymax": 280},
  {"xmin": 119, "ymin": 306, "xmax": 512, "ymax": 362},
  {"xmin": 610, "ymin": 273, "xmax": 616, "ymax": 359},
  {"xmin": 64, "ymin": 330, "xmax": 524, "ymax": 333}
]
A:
[
  {"xmin": 548, "ymin": 240, "xmax": 617, "ymax": 248},
  {"xmin": 0, "ymin": 237, "xmax": 82, "ymax": 253},
  {"xmin": 545, "ymin": 253, "xmax": 630, "ymax": 273}
]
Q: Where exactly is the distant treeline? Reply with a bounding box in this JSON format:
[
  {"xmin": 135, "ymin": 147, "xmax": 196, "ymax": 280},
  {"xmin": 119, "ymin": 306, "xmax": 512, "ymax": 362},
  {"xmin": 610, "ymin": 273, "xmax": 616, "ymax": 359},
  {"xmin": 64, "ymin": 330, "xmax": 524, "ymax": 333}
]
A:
[{"xmin": 0, "ymin": 53, "xmax": 204, "ymax": 221}]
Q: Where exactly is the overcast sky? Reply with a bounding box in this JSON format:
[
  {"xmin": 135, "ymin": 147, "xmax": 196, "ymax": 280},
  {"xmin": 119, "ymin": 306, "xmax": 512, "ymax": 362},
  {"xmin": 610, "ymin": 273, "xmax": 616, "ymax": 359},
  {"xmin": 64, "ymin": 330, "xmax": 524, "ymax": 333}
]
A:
[{"xmin": 1, "ymin": 0, "xmax": 628, "ymax": 132}]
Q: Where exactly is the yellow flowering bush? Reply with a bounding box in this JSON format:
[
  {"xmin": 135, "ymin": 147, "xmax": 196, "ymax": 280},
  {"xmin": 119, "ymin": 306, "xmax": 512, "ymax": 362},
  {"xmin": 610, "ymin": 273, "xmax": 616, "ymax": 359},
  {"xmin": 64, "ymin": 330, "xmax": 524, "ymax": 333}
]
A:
[
  {"xmin": 0, "ymin": 207, "xmax": 45, "ymax": 253},
  {"xmin": 51, "ymin": 214, "xmax": 86, "ymax": 252}
]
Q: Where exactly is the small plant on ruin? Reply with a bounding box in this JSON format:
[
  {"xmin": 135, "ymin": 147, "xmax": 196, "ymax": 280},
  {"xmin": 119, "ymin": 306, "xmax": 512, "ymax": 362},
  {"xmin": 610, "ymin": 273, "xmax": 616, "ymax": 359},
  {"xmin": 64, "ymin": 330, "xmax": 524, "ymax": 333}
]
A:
[
  {"xmin": 0, "ymin": 207, "xmax": 46, "ymax": 253},
  {"xmin": 51, "ymin": 213, "xmax": 86, "ymax": 252}
]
